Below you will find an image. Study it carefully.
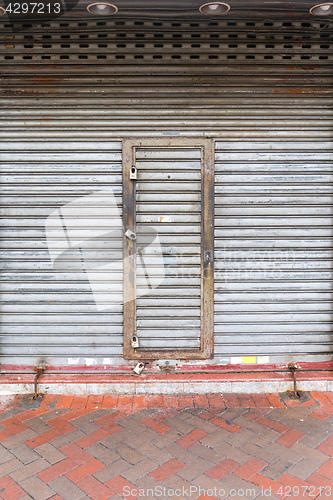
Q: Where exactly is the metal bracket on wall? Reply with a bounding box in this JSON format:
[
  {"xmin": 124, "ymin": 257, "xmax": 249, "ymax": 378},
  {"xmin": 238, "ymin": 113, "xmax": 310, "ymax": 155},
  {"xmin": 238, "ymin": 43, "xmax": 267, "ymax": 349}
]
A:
[
  {"xmin": 157, "ymin": 359, "xmax": 178, "ymax": 373},
  {"xmin": 33, "ymin": 365, "xmax": 46, "ymax": 400},
  {"xmin": 288, "ymin": 363, "xmax": 301, "ymax": 399}
]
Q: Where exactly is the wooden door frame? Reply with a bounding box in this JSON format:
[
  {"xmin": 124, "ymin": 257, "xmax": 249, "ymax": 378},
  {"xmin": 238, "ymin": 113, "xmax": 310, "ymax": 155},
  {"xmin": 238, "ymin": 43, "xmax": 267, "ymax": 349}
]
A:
[{"xmin": 122, "ymin": 137, "xmax": 214, "ymax": 360}]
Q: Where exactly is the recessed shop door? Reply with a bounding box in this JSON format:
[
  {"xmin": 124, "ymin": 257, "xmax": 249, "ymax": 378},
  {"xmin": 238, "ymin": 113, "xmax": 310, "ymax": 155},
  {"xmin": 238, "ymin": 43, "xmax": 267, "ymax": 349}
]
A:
[{"xmin": 122, "ymin": 138, "xmax": 214, "ymax": 360}]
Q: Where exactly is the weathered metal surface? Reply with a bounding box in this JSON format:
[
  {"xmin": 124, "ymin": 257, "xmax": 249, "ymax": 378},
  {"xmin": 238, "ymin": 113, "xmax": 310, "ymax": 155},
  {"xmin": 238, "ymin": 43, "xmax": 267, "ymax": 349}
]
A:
[
  {"xmin": 0, "ymin": 17, "xmax": 332, "ymax": 368},
  {"xmin": 1, "ymin": 18, "xmax": 333, "ymax": 91},
  {"xmin": 214, "ymin": 138, "xmax": 333, "ymax": 357},
  {"xmin": 122, "ymin": 138, "xmax": 214, "ymax": 360},
  {"xmin": 1, "ymin": 0, "xmax": 331, "ymax": 21},
  {"xmin": 2, "ymin": 0, "xmax": 332, "ymax": 21}
]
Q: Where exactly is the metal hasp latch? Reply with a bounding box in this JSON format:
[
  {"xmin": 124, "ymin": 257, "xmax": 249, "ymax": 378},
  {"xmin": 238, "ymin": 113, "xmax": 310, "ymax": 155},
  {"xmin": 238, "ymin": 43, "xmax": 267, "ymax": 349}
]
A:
[
  {"xmin": 125, "ymin": 229, "xmax": 136, "ymax": 241},
  {"xmin": 130, "ymin": 165, "xmax": 137, "ymax": 180},
  {"xmin": 131, "ymin": 334, "xmax": 139, "ymax": 348},
  {"xmin": 133, "ymin": 362, "xmax": 145, "ymax": 375}
]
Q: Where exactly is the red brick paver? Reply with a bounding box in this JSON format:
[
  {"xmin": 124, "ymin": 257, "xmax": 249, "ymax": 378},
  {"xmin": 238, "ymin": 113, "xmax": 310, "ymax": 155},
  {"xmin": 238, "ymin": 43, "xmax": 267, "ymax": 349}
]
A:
[
  {"xmin": 176, "ymin": 429, "xmax": 208, "ymax": 449},
  {"xmin": 205, "ymin": 458, "xmax": 239, "ymax": 480},
  {"xmin": 0, "ymin": 476, "xmax": 26, "ymax": 500},
  {"xmin": 276, "ymin": 428, "xmax": 306, "ymax": 448},
  {"xmin": 234, "ymin": 458, "xmax": 267, "ymax": 480},
  {"xmin": 149, "ymin": 458, "xmax": 186, "ymax": 481},
  {"xmin": 0, "ymin": 391, "xmax": 331, "ymax": 500},
  {"xmin": 78, "ymin": 476, "xmax": 115, "ymax": 500}
]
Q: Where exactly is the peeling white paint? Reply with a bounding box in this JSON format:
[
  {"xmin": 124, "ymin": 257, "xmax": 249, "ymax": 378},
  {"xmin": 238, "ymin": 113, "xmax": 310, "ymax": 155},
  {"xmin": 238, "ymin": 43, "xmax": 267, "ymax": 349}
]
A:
[
  {"xmin": 68, "ymin": 358, "xmax": 80, "ymax": 365},
  {"xmin": 84, "ymin": 358, "xmax": 96, "ymax": 366},
  {"xmin": 230, "ymin": 357, "xmax": 242, "ymax": 365},
  {"xmin": 257, "ymin": 356, "xmax": 270, "ymax": 364}
]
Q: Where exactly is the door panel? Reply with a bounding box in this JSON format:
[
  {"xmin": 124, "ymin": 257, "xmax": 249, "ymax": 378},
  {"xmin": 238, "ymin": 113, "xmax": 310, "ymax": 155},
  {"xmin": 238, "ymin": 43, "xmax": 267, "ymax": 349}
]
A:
[{"xmin": 122, "ymin": 138, "xmax": 214, "ymax": 360}]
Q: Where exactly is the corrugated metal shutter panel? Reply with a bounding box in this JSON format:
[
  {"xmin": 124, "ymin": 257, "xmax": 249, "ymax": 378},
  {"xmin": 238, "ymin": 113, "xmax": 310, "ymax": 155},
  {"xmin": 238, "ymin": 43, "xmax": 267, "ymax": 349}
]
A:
[
  {"xmin": 214, "ymin": 141, "xmax": 333, "ymax": 359},
  {"xmin": 1, "ymin": 141, "xmax": 124, "ymax": 366},
  {"xmin": 136, "ymin": 148, "xmax": 202, "ymax": 350},
  {"xmin": 0, "ymin": 17, "xmax": 332, "ymax": 367}
]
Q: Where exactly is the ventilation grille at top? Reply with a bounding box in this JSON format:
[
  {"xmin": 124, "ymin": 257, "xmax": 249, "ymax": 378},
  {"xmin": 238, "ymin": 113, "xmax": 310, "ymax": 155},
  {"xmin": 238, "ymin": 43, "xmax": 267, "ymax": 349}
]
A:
[{"xmin": 1, "ymin": 19, "xmax": 332, "ymax": 64}]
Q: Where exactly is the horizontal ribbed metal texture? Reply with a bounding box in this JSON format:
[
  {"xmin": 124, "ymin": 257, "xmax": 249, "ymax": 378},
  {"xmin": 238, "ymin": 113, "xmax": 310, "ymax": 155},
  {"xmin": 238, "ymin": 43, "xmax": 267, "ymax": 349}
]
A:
[
  {"xmin": 0, "ymin": 17, "xmax": 332, "ymax": 367},
  {"xmin": 135, "ymin": 148, "xmax": 202, "ymax": 350}
]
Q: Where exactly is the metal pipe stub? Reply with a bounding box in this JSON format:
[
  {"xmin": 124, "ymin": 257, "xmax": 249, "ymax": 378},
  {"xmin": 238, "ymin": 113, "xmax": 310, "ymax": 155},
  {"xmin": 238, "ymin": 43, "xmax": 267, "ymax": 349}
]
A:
[{"xmin": 33, "ymin": 366, "xmax": 46, "ymax": 400}]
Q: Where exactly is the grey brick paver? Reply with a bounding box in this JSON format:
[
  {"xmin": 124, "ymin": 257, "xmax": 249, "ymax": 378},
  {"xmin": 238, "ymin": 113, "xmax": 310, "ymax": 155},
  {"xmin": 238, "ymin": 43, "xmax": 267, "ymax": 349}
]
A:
[
  {"xmin": 164, "ymin": 443, "xmax": 198, "ymax": 465},
  {"xmin": 70, "ymin": 415, "xmax": 98, "ymax": 434},
  {"xmin": 124, "ymin": 429, "xmax": 157, "ymax": 449},
  {"xmin": 0, "ymin": 458, "xmax": 24, "ymax": 478},
  {"xmin": 10, "ymin": 444, "xmax": 39, "ymax": 465},
  {"xmin": 9, "ymin": 458, "xmax": 50, "ymax": 482},
  {"xmin": 232, "ymin": 416, "xmax": 266, "ymax": 433},
  {"xmin": 115, "ymin": 442, "xmax": 145, "ymax": 465},
  {"xmin": 24, "ymin": 417, "xmax": 52, "ymax": 434},
  {"xmin": 222, "ymin": 474, "xmax": 262, "ymax": 498},
  {"xmin": 48, "ymin": 476, "xmax": 86, "ymax": 500},
  {"xmin": 188, "ymin": 443, "xmax": 225, "ymax": 464},
  {"xmin": 117, "ymin": 416, "xmax": 148, "ymax": 433},
  {"xmin": 200, "ymin": 428, "xmax": 232, "ymax": 447},
  {"xmin": 131, "ymin": 409, "xmax": 157, "ymax": 420},
  {"xmin": 152, "ymin": 429, "xmax": 183, "ymax": 449},
  {"xmin": 35, "ymin": 443, "xmax": 67, "ymax": 464},
  {"xmin": 100, "ymin": 429, "xmax": 132, "ymax": 448},
  {"xmin": 192, "ymin": 473, "xmax": 228, "ymax": 499},
  {"xmin": 135, "ymin": 473, "xmax": 166, "ymax": 496},
  {"xmin": 177, "ymin": 458, "xmax": 213, "ymax": 481},
  {"xmin": 241, "ymin": 442, "xmax": 277, "ymax": 463},
  {"xmin": 86, "ymin": 443, "xmax": 118, "ymax": 464},
  {"xmin": 163, "ymin": 417, "xmax": 195, "ymax": 434},
  {"xmin": 121, "ymin": 458, "xmax": 157, "ymax": 481},
  {"xmin": 287, "ymin": 457, "xmax": 327, "ymax": 480},
  {"xmin": 224, "ymin": 428, "xmax": 257, "ymax": 448},
  {"xmin": 267, "ymin": 442, "xmax": 304, "ymax": 463},
  {"xmin": 20, "ymin": 475, "xmax": 55, "ymax": 500},
  {"xmin": 93, "ymin": 458, "xmax": 131, "ymax": 483},
  {"xmin": 0, "ymin": 444, "xmax": 14, "ymax": 464},
  {"xmin": 290, "ymin": 442, "xmax": 330, "ymax": 464},
  {"xmin": 300, "ymin": 431, "xmax": 330, "ymax": 448},
  {"xmin": 163, "ymin": 473, "xmax": 194, "ymax": 494},
  {"xmin": 220, "ymin": 409, "xmax": 248, "ymax": 421},
  {"xmin": 1, "ymin": 429, "xmax": 37, "ymax": 449},
  {"xmin": 0, "ymin": 393, "xmax": 332, "ymax": 500},
  {"xmin": 137, "ymin": 443, "xmax": 173, "ymax": 465},
  {"xmin": 261, "ymin": 457, "xmax": 293, "ymax": 480},
  {"xmin": 250, "ymin": 428, "xmax": 280, "ymax": 447},
  {"xmin": 213, "ymin": 442, "xmax": 252, "ymax": 464},
  {"xmin": 185, "ymin": 415, "xmax": 220, "ymax": 434},
  {"xmin": 40, "ymin": 409, "xmax": 71, "ymax": 421},
  {"xmin": 49, "ymin": 429, "xmax": 86, "ymax": 449}
]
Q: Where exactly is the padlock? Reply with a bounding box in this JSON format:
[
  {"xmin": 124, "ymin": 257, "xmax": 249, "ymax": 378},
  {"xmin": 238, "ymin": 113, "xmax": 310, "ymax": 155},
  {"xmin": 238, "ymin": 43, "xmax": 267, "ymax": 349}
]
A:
[
  {"xmin": 125, "ymin": 229, "xmax": 136, "ymax": 240},
  {"xmin": 130, "ymin": 166, "xmax": 137, "ymax": 180},
  {"xmin": 133, "ymin": 362, "xmax": 145, "ymax": 375},
  {"xmin": 131, "ymin": 334, "xmax": 139, "ymax": 348}
]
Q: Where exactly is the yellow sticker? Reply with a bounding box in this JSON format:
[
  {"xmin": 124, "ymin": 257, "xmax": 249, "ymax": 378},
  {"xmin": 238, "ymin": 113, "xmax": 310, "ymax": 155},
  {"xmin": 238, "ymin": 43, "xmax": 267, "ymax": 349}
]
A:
[{"xmin": 242, "ymin": 356, "xmax": 257, "ymax": 364}]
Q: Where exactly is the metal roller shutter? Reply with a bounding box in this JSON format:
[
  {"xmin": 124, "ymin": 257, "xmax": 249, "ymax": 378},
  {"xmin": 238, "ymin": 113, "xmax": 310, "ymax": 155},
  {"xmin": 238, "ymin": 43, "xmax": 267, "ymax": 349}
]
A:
[{"xmin": 0, "ymin": 17, "xmax": 332, "ymax": 368}]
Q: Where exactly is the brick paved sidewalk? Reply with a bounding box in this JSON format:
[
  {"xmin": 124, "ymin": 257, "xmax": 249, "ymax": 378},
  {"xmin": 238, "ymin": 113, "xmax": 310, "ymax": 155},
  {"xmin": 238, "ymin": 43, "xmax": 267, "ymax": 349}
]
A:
[{"xmin": 0, "ymin": 392, "xmax": 332, "ymax": 500}]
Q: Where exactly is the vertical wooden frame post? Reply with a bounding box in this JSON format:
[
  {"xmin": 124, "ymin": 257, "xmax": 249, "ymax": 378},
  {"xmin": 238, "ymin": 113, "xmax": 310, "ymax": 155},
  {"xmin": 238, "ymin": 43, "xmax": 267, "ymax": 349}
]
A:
[
  {"xmin": 122, "ymin": 140, "xmax": 137, "ymax": 359},
  {"xmin": 122, "ymin": 138, "xmax": 215, "ymax": 360},
  {"xmin": 201, "ymin": 139, "xmax": 215, "ymax": 358}
]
